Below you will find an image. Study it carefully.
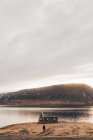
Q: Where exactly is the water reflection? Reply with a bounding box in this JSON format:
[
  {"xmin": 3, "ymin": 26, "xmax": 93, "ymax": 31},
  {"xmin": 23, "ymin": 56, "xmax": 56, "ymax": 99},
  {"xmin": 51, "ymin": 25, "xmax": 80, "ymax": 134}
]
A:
[
  {"xmin": 43, "ymin": 110, "xmax": 90, "ymax": 122},
  {"xmin": 0, "ymin": 107, "xmax": 93, "ymax": 127}
]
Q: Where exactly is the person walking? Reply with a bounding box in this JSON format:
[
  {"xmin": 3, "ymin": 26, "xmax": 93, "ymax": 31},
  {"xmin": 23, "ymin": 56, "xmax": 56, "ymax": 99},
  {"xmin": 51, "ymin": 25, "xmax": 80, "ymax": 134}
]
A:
[{"xmin": 43, "ymin": 125, "xmax": 46, "ymax": 132}]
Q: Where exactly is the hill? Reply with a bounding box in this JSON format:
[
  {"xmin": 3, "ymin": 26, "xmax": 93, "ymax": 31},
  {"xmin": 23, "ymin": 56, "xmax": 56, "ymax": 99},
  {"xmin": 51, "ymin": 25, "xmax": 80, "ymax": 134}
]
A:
[{"xmin": 0, "ymin": 84, "xmax": 93, "ymax": 107}]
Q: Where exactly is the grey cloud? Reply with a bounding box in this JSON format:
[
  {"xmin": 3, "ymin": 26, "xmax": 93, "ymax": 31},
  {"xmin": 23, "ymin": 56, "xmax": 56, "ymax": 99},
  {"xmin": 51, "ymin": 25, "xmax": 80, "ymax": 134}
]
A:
[{"xmin": 0, "ymin": 0, "xmax": 93, "ymax": 91}]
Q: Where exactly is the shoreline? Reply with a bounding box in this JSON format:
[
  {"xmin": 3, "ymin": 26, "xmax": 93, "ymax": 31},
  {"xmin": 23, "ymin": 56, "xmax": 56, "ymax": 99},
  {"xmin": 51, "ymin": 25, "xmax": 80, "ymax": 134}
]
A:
[
  {"xmin": 0, "ymin": 122, "xmax": 93, "ymax": 139},
  {"xmin": 0, "ymin": 104, "xmax": 93, "ymax": 108}
]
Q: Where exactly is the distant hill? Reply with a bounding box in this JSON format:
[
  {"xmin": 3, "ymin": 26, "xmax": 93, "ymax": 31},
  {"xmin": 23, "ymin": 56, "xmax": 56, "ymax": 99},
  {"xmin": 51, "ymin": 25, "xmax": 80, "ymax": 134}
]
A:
[{"xmin": 0, "ymin": 84, "xmax": 93, "ymax": 107}]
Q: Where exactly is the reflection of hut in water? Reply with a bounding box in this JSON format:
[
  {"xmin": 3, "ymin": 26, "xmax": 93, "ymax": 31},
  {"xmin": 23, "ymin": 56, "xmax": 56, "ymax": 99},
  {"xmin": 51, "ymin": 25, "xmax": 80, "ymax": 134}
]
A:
[{"xmin": 38, "ymin": 112, "xmax": 58, "ymax": 124}]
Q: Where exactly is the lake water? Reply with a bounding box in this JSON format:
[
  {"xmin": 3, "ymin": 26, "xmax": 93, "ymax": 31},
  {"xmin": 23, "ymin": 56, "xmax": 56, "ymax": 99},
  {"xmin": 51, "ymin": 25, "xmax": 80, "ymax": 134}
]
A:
[{"xmin": 0, "ymin": 106, "xmax": 93, "ymax": 127}]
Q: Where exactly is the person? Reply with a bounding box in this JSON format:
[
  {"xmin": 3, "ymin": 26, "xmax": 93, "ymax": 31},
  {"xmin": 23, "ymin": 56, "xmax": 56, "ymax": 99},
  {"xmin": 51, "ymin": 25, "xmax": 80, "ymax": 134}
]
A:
[{"xmin": 43, "ymin": 125, "xmax": 46, "ymax": 132}]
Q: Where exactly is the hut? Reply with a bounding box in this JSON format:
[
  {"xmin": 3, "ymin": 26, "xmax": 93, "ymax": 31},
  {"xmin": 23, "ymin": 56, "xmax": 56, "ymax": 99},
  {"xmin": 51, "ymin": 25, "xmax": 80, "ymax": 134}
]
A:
[{"xmin": 38, "ymin": 112, "xmax": 58, "ymax": 124}]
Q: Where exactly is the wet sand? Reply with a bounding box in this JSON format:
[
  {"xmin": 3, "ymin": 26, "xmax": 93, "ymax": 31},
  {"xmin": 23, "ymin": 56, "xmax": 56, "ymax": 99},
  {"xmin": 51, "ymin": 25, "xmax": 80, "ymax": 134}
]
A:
[{"xmin": 0, "ymin": 122, "xmax": 93, "ymax": 140}]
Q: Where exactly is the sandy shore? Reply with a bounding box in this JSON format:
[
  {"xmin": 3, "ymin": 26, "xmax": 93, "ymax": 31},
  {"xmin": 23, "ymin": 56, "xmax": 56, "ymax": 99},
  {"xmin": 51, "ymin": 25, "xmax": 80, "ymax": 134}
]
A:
[{"xmin": 0, "ymin": 122, "xmax": 93, "ymax": 139}]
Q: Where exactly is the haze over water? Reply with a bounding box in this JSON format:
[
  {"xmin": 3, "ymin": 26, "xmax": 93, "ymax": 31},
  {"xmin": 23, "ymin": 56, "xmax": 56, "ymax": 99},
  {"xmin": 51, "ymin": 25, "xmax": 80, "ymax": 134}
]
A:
[{"xmin": 0, "ymin": 106, "xmax": 93, "ymax": 127}]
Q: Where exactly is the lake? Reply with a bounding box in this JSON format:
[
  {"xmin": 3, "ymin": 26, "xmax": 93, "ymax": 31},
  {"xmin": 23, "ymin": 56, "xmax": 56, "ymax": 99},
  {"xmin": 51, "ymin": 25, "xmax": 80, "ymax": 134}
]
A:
[{"xmin": 0, "ymin": 106, "xmax": 93, "ymax": 127}]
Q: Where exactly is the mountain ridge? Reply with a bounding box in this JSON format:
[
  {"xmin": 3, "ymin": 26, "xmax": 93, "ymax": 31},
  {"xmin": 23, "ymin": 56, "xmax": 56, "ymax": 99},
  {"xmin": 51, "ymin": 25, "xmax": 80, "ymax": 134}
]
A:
[{"xmin": 0, "ymin": 84, "xmax": 93, "ymax": 107}]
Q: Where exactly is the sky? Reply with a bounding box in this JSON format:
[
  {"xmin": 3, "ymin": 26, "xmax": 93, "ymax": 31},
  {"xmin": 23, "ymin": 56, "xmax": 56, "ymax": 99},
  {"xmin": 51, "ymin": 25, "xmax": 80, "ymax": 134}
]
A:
[{"xmin": 0, "ymin": 0, "xmax": 93, "ymax": 92}]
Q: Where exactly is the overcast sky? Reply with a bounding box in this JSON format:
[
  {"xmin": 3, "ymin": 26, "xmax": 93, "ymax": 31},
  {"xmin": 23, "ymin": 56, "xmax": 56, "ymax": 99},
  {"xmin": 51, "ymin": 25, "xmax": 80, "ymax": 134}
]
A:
[{"xmin": 0, "ymin": 0, "xmax": 93, "ymax": 92}]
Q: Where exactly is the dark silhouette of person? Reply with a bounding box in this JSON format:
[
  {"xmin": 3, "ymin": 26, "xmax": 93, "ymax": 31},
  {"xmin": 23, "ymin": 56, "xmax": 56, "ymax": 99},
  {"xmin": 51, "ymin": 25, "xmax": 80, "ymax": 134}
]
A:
[{"xmin": 43, "ymin": 125, "xmax": 46, "ymax": 132}]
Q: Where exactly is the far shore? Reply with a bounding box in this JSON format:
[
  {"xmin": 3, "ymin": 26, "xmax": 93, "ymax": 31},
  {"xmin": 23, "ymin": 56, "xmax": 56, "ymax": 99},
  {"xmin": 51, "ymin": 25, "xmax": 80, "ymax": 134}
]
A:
[
  {"xmin": 0, "ymin": 104, "xmax": 93, "ymax": 108},
  {"xmin": 0, "ymin": 122, "xmax": 93, "ymax": 140}
]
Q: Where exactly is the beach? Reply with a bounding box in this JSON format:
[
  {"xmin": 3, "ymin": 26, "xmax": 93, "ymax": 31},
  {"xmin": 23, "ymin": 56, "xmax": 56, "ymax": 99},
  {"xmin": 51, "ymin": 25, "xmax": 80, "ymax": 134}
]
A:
[{"xmin": 0, "ymin": 122, "xmax": 93, "ymax": 140}]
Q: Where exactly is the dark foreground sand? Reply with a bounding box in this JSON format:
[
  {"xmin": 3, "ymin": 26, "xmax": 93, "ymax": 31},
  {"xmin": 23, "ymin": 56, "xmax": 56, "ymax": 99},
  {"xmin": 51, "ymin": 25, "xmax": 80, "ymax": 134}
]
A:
[
  {"xmin": 0, "ymin": 136, "xmax": 93, "ymax": 140},
  {"xmin": 0, "ymin": 122, "xmax": 93, "ymax": 140}
]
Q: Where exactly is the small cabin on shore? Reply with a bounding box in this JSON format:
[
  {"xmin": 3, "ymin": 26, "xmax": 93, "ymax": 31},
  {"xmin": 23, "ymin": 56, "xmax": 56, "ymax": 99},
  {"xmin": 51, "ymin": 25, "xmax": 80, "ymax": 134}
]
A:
[{"xmin": 38, "ymin": 112, "xmax": 58, "ymax": 124}]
